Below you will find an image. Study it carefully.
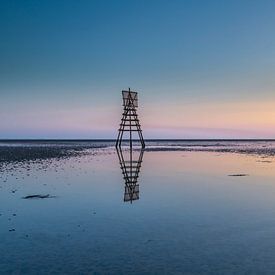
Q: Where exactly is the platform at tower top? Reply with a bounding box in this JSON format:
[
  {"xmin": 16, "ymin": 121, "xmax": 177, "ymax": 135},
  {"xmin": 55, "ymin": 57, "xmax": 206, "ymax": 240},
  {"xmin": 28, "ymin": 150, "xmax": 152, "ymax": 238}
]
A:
[{"xmin": 122, "ymin": 90, "xmax": 138, "ymax": 107}]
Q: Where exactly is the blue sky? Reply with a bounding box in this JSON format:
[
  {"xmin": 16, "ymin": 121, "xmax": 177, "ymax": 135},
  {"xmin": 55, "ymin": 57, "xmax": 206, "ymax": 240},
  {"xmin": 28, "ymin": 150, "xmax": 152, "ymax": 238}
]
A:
[{"xmin": 1, "ymin": 0, "xmax": 275, "ymax": 138}]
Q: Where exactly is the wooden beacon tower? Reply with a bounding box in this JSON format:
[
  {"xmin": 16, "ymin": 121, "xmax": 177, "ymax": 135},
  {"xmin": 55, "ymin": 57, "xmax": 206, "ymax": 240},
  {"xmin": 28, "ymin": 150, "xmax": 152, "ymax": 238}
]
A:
[{"xmin": 116, "ymin": 88, "xmax": 145, "ymax": 149}]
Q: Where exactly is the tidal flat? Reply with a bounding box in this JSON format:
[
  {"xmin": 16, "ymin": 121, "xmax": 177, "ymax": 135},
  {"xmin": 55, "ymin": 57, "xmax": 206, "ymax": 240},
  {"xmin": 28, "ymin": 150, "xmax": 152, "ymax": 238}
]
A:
[{"xmin": 1, "ymin": 140, "xmax": 275, "ymax": 274}]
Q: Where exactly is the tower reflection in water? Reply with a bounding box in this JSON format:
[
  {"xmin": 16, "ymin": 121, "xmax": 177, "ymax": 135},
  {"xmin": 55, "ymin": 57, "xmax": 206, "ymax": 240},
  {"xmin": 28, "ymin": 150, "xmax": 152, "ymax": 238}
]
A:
[{"xmin": 116, "ymin": 147, "xmax": 145, "ymax": 203}]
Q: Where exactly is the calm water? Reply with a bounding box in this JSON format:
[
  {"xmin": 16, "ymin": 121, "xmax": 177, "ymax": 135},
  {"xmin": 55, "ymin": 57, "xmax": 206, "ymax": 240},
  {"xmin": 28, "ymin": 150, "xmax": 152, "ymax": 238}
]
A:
[{"xmin": 1, "ymin": 141, "xmax": 275, "ymax": 274}]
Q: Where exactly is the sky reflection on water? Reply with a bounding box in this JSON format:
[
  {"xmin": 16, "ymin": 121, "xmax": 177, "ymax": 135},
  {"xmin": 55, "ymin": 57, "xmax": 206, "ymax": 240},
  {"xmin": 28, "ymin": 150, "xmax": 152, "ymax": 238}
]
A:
[{"xmin": 1, "ymin": 147, "xmax": 275, "ymax": 274}]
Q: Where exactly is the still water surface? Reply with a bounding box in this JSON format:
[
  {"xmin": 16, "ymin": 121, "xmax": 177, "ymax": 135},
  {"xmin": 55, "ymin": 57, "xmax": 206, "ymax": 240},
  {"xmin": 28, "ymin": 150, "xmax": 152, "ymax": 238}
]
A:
[{"xmin": 1, "ymin": 142, "xmax": 275, "ymax": 274}]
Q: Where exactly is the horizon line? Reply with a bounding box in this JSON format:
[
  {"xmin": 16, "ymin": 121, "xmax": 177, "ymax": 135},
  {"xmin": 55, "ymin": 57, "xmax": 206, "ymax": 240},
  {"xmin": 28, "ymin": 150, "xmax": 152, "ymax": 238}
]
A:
[{"xmin": 1, "ymin": 138, "xmax": 275, "ymax": 142}]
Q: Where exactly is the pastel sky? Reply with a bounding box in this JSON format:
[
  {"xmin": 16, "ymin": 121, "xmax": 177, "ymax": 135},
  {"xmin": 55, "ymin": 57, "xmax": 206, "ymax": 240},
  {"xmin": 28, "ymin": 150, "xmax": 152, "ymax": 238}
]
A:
[{"xmin": 1, "ymin": 0, "xmax": 275, "ymax": 139}]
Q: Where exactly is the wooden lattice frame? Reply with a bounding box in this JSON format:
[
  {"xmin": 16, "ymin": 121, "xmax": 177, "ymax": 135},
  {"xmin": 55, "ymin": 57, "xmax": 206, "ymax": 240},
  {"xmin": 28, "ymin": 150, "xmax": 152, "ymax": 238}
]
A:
[{"xmin": 116, "ymin": 88, "xmax": 145, "ymax": 149}]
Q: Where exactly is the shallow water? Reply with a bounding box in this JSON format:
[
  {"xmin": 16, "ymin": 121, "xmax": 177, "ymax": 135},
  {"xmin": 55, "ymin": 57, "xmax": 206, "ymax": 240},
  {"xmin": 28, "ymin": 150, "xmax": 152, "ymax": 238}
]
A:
[{"xmin": 1, "ymin": 141, "xmax": 275, "ymax": 274}]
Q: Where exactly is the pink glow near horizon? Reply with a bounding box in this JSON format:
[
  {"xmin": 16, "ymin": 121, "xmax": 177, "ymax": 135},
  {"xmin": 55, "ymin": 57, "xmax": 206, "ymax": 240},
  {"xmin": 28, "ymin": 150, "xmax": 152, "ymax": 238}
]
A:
[{"xmin": 1, "ymin": 99, "xmax": 275, "ymax": 139}]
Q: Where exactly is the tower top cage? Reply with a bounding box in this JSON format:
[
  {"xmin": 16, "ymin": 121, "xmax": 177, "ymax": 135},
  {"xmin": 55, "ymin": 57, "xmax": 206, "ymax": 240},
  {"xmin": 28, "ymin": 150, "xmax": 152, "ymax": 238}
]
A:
[{"xmin": 122, "ymin": 89, "xmax": 138, "ymax": 108}]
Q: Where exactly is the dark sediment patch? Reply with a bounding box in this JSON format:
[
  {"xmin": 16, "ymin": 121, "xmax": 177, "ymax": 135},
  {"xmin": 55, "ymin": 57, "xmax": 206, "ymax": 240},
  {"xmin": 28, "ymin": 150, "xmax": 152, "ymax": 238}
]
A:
[
  {"xmin": 23, "ymin": 194, "xmax": 55, "ymax": 199},
  {"xmin": 0, "ymin": 142, "xmax": 112, "ymax": 175},
  {"xmin": 0, "ymin": 142, "xmax": 107, "ymax": 163},
  {"xmin": 228, "ymin": 174, "xmax": 249, "ymax": 177}
]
